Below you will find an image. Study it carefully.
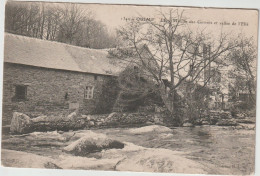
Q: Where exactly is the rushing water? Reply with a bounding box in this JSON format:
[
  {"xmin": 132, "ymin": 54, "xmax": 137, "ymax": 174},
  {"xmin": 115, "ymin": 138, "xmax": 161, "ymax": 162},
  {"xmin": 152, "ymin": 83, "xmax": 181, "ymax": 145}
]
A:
[
  {"xmin": 97, "ymin": 125, "xmax": 256, "ymax": 175},
  {"xmin": 2, "ymin": 125, "xmax": 256, "ymax": 175}
]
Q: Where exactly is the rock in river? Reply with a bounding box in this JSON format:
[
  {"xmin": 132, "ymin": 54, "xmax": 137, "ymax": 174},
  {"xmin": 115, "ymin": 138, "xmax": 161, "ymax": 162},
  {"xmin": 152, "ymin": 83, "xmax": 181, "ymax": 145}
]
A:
[
  {"xmin": 182, "ymin": 122, "xmax": 193, "ymax": 127},
  {"xmin": 115, "ymin": 146, "xmax": 207, "ymax": 174},
  {"xmin": 10, "ymin": 112, "xmax": 32, "ymax": 133},
  {"xmin": 127, "ymin": 125, "xmax": 172, "ymax": 134},
  {"xmin": 58, "ymin": 142, "xmax": 207, "ymax": 174},
  {"xmin": 216, "ymin": 119, "xmax": 238, "ymax": 126},
  {"xmin": 63, "ymin": 132, "xmax": 125, "ymax": 156},
  {"xmin": 1, "ymin": 149, "xmax": 60, "ymax": 169}
]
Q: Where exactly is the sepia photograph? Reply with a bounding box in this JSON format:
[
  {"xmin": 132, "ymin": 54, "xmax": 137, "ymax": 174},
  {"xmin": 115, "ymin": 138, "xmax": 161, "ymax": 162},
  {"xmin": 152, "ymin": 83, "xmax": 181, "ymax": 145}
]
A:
[{"xmin": 0, "ymin": 0, "xmax": 258, "ymax": 175}]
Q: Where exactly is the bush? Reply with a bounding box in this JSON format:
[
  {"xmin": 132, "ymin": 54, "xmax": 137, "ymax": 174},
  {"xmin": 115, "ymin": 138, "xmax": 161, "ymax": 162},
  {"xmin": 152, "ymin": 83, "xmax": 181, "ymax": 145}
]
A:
[
  {"xmin": 183, "ymin": 85, "xmax": 210, "ymax": 124},
  {"xmin": 94, "ymin": 77, "xmax": 120, "ymax": 114},
  {"xmin": 230, "ymin": 100, "xmax": 256, "ymax": 117}
]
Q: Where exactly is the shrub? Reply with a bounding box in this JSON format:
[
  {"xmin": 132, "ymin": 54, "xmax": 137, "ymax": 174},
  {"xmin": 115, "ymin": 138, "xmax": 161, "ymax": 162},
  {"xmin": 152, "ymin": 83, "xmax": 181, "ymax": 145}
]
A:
[{"xmin": 94, "ymin": 77, "xmax": 120, "ymax": 114}]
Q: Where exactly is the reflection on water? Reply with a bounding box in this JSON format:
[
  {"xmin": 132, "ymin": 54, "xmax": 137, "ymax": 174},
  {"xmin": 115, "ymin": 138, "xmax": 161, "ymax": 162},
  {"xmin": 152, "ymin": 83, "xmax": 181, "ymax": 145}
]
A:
[{"xmin": 2, "ymin": 125, "xmax": 255, "ymax": 175}]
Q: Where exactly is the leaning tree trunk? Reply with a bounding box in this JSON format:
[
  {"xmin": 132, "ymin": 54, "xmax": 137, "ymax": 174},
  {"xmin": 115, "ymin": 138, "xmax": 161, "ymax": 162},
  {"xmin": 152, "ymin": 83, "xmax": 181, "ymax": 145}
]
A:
[
  {"xmin": 158, "ymin": 80, "xmax": 183, "ymax": 126},
  {"xmin": 158, "ymin": 81, "xmax": 174, "ymax": 113}
]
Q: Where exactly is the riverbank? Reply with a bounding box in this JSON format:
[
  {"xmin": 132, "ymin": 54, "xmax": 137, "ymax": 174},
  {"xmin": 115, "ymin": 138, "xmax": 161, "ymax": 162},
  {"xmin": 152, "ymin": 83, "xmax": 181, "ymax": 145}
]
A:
[{"xmin": 7, "ymin": 111, "xmax": 256, "ymax": 134}]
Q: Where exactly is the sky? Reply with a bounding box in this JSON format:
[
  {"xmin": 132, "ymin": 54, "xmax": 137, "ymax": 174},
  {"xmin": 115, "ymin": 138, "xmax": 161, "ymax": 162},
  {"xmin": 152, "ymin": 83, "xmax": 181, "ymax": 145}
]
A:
[
  {"xmin": 78, "ymin": 3, "xmax": 258, "ymax": 69},
  {"xmin": 81, "ymin": 3, "xmax": 258, "ymax": 41},
  {"xmin": 6, "ymin": 1, "xmax": 258, "ymax": 43},
  {"xmin": 39, "ymin": 2, "xmax": 258, "ymax": 41}
]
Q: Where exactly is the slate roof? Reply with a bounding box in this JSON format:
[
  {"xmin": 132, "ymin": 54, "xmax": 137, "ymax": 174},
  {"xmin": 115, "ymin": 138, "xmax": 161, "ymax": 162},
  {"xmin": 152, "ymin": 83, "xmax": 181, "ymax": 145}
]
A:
[{"xmin": 4, "ymin": 33, "xmax": 125, "ymax": 76}]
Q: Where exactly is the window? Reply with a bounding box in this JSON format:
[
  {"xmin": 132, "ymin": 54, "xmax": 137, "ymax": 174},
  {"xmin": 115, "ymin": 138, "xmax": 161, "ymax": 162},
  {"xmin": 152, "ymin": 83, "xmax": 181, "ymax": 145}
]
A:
[
  {"xmin": 15, "ymin": 85, "xmax": 27, "ymax": 100},
  {"xmin": 94, "ymin": 75, "xmax": 98, "ymax": 80},
  {"xmin": 84, "ymin": 86, "xmax": 94, "ymax": 99}
]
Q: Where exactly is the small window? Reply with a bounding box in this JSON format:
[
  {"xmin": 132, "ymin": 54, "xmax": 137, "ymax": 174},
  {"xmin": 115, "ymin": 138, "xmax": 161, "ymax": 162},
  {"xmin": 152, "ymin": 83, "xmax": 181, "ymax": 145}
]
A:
[
  {"xmin": 15, "ymin": 85, "xmax": 27, "ymax": 100},
  {"xmin": 84, "ymin": 86, "xmax": 94, "ymax": 99},
  {"xmin": 94, "ymin": 75, "xmax": 98, "ymax": 80}
]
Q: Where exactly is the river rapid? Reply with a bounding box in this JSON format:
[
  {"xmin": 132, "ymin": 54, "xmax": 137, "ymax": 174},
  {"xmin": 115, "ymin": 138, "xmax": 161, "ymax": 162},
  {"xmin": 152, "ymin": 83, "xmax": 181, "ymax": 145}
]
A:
[{"xmin": 1, "ymin": 125, "xmax": 255, "ymax": 175}]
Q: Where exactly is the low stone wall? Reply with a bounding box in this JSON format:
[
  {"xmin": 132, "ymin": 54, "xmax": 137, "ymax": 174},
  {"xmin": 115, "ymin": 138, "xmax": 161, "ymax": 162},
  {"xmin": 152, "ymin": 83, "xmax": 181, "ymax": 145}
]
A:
[
  {"xmin": 194, "ymin": 111, "xmax": 234, "ymax": 126},
  {"xmin": 183, "ymin": 110, "xmax": 255, "ymax": 127},
  {"xmin": 9, "ymin": 112, "xmax": 164, "ymax": 134}
]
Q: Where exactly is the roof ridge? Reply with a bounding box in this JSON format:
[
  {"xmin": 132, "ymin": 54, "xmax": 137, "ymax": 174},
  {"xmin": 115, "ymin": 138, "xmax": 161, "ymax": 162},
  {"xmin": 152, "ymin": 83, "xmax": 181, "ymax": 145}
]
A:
[
  {"xmin": 4, "ymin": 32, "xmax": 125, "ymax": 76},
  {"xmin": 4, "ymin": 32, "xmax": 112, "ymax": 53}
]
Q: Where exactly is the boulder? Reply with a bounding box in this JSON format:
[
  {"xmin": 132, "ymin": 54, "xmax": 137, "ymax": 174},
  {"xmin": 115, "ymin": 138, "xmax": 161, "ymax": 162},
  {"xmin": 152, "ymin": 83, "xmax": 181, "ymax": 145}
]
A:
[
  {"xmin": 182, "ymin": 122, "xmax": 193, "ymax": 127},
  {"xmin": 202, "ymin": 121, "xmax": 210, "ymax": 125},
  {"xmin": 154, "ymin": 117, "xmax": 162, "ymax": 124},
  {"xmin": 86, "ymin": 115, "xmax": 92, "ymax": 121},
  {"xmin": 81, "ymin": 115, "xmax": 88, "ymax": 118},
  {"xmin": 107, "ymin": 112, "xmax": 117, "ymax": 119},
  {"xmin": 235, "ymin": 124, "xmax": 255, "ymax": 130},
  {"xmin": 31, "ymin": 115, "xmax": 49, "ymax": 123},
  {"xmin": 79, "ymin": 119, "xmax": 86, "ymax": 126},
  {"xmin": 1, "ymin": 149, "xmax": 60, "ymax": 169},
  {"xmin": 216, "ymin": 119, "xmax": 238, "ymax": 126},
  {"xmin": 88, "ymin": 121, "xmax": 95, "ymax": 126},
  {"xmin": 194, "ymin": 119, "xmax": 203, "ymax": 126},
  {"xmin": 69, "ymin": 130, "xmax": 104, "ymax": 141},
  {"xmin": 10, "ymin": 112, "xmax": 32, "ymax": 133},
  {"xmin": 67, "ymin": 111, "xmax": 77, "ymax": 121},
  {"xmin": 127, "ymin": 125, "xmax": 172, "ymax": 134},
  {"xmin": 146, "ymin": 121, "xmax": 154, "ymax": 125},
  {"xmin": 209, "ymin": 111, "xmax": 232, "ymax": 119},
  {"xmin": 236, "ymin": 113, "xmax": 246, "ymax": 119},
  {"xmin": 236, "ymin": 118, "xmax": 255, "ymax": 124},
  {"xmin": 96, "ymin": 121, "xmax": 103, "ymax": 126},
  {"xmin": 220, "ymin": 111, "xmax": 232, "ymax": 119},
  {"xmin": 209, "ymin": 117, "xmax": 218, "ymax": 125},
  {"xmin": 115, "ymin": 147, "xmax": 207, "ymax": 174},
  {"xmin": 32, "ymin": 115, "xmax": 64, "ymax": 122},
  {"xmin": 63, "ymin": 133, "xmax": 125, "ymax": 156},
  {"xmin": 61, "ymin": 142, "xmax": 207, "ymax": 173},
  {"xmin": 56, "ymin": 155, "xmax": 120, "ymax": 170}
]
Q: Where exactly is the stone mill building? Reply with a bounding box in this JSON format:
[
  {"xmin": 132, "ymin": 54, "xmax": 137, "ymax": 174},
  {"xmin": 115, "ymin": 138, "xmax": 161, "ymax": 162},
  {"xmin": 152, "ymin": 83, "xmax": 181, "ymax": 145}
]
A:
[{"xmin": 2, "ymin": 33, "xmax": 125, "ymax": 125}]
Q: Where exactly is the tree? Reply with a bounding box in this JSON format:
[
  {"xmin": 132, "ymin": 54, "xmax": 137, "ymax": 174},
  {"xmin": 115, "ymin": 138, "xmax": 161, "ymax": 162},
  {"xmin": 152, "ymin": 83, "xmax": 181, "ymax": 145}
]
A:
[
  {"xmin": 5, "ymin": 1, "xmax": 41, "ymax": 37},
  {"xmin": 5, "ymin": 1, "xmax": 117, "ymax": 49},
  {"xmin": 75, "ymin": 18, "xmax": 117, "ymax": 49},
  {"xmin": 113, "ymin": 65, "xmax": 162, "ymax": 112},
  {"xmin": 183, "ymin": 82, "xmax": 211, "ymax": 123},
  {"xmin": 45, "ymin": 6, "xmax": 62, "ymax": 40},
  {"xmin": 57, "ymin": 3, "xmax": 86, "ymax": 44},
  {"xmin": 116, "ymin": 9, "xmax": 238, "ymax": 124},
  {"xmin": 228, "ymin": 37, "xmax": 257, "ymax": 105}
]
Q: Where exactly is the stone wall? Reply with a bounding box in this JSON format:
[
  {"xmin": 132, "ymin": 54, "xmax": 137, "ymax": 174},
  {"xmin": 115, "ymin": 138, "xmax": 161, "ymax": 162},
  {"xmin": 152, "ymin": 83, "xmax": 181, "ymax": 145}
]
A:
[{"xmin": 2, "ymin": 63, "xmax": 112, "ymax": 125}]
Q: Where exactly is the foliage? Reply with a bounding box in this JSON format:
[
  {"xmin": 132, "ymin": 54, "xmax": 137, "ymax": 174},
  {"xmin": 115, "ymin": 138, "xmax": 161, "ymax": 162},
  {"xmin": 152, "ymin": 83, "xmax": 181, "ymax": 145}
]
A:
[
  {"xmin": 183, "ymin": 83, "xmax": 211, "ymax": 123},
  {"xmin": 227, "ymin": 37, "xmax": 257, "ymax": 106},
  {"xmin": 5, "ymin": 1, "xmax": 117, "ymax": 49},
  {"xmin": 115, "ymin": 66, "xmax": 163, "ymax": 112},
  {"xmin": 94, "ymin": 77, "xmax": 120, "ymax": 114},
  {"xmin": 116, "ymin": 9, "xmax": 238, "ymax": 125}
]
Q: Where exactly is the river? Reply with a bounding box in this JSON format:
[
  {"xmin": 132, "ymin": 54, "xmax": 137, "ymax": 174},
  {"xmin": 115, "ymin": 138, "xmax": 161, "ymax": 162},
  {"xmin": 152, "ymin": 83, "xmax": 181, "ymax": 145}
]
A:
[{"xmin": 1, "ymin": 125, "xmax": 255, "ymax": 175}]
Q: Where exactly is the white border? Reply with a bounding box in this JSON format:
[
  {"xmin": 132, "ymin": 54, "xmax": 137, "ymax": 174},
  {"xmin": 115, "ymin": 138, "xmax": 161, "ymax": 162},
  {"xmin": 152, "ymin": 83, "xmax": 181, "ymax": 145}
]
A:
[{"xmin": 0, "ymin": 1, "xmax": 259, "ymax": 176}]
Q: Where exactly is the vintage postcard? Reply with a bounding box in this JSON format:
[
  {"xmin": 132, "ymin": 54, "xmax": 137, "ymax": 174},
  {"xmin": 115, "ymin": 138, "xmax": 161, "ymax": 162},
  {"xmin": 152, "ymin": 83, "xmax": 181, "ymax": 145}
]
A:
[{"xmin": 1, "ymin": 1, "xmax": 258, "ymax": 175}]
